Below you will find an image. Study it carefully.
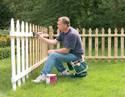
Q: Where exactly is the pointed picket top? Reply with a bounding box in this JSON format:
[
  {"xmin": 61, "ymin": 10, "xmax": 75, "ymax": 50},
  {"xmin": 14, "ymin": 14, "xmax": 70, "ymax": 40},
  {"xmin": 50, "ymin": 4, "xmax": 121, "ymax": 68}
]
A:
[
  {"xmin": 37, "ymin": 25, "xmax": 39, "ymax": 32},
  {"xmin": 29, "ymin": 23, "xmax": 32, "ymax": 32},
  {"xmin": 114, "ymin": 28, "xmax": 118, "ymax": 34},
  {"xmin": 102, "ymin": 28, "xmax": 105, "ymax": 34},
  {"xmin": 82, "ymin": 28, "xmax": 85, "ymax": 35},
  {"xmin": 35, "ymin": 25, "xmax": 37, "ymax": 32},
  {"xmin": 121, "ymin": 28, "xmax": 124, "ymax": 34},
  {"xmin": 108, "ymin": 28, "xmax": 111, "ymax": 34},
  {"xmin": 76, "ymin": 28, "xmax": 80, "ymax": 34},
  {"xmin": 49, "ymin": 26, "xmax": 53, "ymax": 33},
  {"xmin": 21, "ymin": 21, "xmax": 24, "ymax": 33},
  {"xmin": 40, "ymin": 26, "xmax": 42, "ymax": 32},
  {"xmin": 16, "ymin": 20, "xmax": 20, "ymax": 33},
  {"xmin": 10, "ymin": 18, "xmax": 15, "ymax": 35},
  {"xmin": 95, "ymin": 28, "xmax": 98, "ymax": 34},
  {"xmin": 26, "ymin": 22, "xmax": 28, "ymax": 33},
  {"xmin": 32, "ymin": 24, "xmax": 35, "ymax": 32},
  {"xmin": 89, "ymin": 28, "xmax": 92, "ymax": 34}
]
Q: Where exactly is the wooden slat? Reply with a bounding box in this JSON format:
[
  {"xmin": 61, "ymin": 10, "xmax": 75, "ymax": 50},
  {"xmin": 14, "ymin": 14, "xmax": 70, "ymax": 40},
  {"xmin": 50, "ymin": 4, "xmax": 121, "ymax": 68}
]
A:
[
  {"xmin": 16, "ymin": 20, "xmax": 21, "ymax": 86},
  {"xmin": 82, "ymin": 28, "xmax": 86, "ymax": 56},
  {"xmin": 10, "ymin": 18, "xmax": 16, "ymax": 91},
  {"xmin": 88, "ymin": 28, "xmax": 92, "ymax": 58},
  {"xmin": 21, "ymin": 21, "xmax": 25, "ymax": 83},
  {"xmin": 108, "ymin": 28, "xmax": 111, "ymax": 62},
  {"xmin": 26, "ymin": 22, "xmax": 29, "ymax": 78},
  {"xmin": 101, "ymin": 28, "xmax": 105, "ymax": 57},
  {"xmin": 114, "ymin": 28, "xmax": 118, "ymax": 62},
  {"xmin": 95, "ymin": 28, "xmax": 98, "ymax": 58},
  {"xmin": 121, "ymin": 28, "xmax": 124, "ymax": 58},
  {"xmin": 32, "ymin": 24, "xmax": 35, "ymax": 65}
]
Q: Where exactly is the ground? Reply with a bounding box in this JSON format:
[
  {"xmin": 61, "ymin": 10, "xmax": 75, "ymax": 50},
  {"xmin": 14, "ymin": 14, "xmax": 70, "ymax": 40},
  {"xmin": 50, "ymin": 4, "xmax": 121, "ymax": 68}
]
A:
[{"xmin": 0, "ymin": 58, "xmax": 125, "ymax": 97}]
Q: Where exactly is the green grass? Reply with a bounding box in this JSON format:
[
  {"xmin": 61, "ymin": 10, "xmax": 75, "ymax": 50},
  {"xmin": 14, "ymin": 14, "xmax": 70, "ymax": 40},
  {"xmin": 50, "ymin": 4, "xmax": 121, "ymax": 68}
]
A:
[{"xmin": 0, "ymin": 58, "xmax": 125, "ymax": 97}]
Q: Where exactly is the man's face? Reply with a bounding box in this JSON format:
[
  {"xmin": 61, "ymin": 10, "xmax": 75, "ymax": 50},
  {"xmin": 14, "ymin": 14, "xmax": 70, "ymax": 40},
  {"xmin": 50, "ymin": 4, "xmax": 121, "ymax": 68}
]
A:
[{"xmin": 57, "ymin": 19, "xmax": 66, "ymax": 32}]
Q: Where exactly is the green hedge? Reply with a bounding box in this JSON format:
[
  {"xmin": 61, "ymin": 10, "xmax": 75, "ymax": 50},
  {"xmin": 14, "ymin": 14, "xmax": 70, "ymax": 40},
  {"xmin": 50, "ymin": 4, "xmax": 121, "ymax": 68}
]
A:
[{"xmin": 0, "ymin": 47, "xmax": 10, "ymax": 59}]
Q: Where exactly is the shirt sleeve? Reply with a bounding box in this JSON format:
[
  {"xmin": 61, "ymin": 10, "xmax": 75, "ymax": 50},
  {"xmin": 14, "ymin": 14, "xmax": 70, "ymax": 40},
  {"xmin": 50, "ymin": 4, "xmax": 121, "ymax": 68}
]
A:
[{"xmin": 64, "ymin": 34, "xmax": 77, "ymax": 49}]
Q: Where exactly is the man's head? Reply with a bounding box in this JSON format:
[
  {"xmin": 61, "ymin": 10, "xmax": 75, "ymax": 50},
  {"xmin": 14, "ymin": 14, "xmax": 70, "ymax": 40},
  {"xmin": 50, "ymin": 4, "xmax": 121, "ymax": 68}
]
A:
[{"xmin": 57, "ymin": 16, "xmax": 70, "ymax": 32}]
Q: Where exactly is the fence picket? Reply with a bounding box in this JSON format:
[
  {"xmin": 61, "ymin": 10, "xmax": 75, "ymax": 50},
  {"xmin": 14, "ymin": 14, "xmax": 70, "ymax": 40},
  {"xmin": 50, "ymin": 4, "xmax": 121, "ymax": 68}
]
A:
[
  {"xmin": 88, "ymin": 28, "xmax": 92, "ymax": 58},
  {"xmin": 121, "ymin": 28, "xmax": 124, "ymax": 58},
  {"xmin": 10, "ymin": 18, "xmax": 16, "ymax": 90},
  {"xmin": 21, "ymin": 21, "xmax": 25, "ymax": 83}
]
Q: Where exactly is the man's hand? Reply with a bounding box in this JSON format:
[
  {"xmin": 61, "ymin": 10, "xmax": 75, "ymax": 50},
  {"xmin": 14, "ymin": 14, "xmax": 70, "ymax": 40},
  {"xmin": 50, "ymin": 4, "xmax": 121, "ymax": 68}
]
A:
[{"xmin": 38, "ymin": 34, "xmax": 44, "ymax": 39}]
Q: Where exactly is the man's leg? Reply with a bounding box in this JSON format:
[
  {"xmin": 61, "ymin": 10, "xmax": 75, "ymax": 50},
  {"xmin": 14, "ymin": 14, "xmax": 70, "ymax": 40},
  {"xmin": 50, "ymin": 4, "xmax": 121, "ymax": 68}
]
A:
[
  {"xmin": 33, "ymin": 52, "xmax": 78, "ymax": 83},
  {"xmin": 41, "ymin": 52, "xmax": 78, "ymax": 74}
]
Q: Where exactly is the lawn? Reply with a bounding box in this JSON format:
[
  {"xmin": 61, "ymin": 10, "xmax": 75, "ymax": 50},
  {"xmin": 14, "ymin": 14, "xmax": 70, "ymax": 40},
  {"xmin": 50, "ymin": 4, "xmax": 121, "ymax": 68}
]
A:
[{"xmin": 0, "ymin": 57, "xmax": 125, "ymax": 97}]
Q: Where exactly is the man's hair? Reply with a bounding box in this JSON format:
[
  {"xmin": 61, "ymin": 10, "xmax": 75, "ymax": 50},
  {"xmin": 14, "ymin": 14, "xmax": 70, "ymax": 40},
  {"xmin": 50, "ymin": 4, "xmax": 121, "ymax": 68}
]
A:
[{"xmin": 59, "ymin": 16, "xmax": 70, "ymax": 26}]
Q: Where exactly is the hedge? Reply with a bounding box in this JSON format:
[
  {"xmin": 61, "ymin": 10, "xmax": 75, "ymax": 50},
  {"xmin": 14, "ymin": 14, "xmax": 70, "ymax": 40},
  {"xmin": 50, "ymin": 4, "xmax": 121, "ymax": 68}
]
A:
[
  {"xmin": 0, "ymin": 47, "xmax": 10, "ymax": 59},
  {"xmin": 0, "ymin": 35, "xmax": 10, "ymax": 47}
]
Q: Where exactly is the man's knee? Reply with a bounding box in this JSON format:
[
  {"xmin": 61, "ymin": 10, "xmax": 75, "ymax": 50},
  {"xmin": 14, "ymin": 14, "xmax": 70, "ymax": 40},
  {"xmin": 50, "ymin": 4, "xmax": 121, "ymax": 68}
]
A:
[{"xmin": 48, "ymin": 52, "xmax": 59, "ymax": 59}]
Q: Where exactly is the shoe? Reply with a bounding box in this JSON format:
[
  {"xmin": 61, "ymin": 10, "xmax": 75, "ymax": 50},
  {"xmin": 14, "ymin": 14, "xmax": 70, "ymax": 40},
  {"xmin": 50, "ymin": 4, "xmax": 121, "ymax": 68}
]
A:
[
  {"xmin": 61, "ymin": 70, "xmax": 71, "ymax": 76},
  {"xmin": 70, "ymin": 71, "xmax": 87, "ymax": 78},
  {"xmin": 32, "ymin": 74, "xmax": 46, "ymax": 83}
]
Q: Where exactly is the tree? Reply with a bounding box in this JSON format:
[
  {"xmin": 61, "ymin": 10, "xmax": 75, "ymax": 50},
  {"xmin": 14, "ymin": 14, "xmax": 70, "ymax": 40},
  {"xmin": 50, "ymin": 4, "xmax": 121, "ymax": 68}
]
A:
[{"xmin": 0, "ymin": 0, "xmax": 13, "ymax": 29}]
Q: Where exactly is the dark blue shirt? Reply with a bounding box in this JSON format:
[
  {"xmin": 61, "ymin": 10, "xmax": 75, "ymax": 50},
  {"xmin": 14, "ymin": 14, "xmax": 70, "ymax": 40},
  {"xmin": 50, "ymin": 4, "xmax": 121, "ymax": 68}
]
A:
[{"xmin": 56, "ymin": 27, "xmax": 83, "ymax": 58}]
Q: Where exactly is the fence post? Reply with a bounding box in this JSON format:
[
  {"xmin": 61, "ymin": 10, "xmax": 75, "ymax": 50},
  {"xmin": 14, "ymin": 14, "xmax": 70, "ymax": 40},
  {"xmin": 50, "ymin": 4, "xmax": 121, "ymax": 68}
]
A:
[
  {"xmin": 32, "ymin": 24, "xmax": 35, "ymax": 65},
  {"xmin": 10, "ymin": 18, "xmax": 16, "ymax": 91},
  {"xmin": 40, "ymin": 26, "xmax": 42, "ymax": 60},
  {"xmin": 88, "ymin": 28, "xmax": 92, "ymax": 59},
  {"xmin": 82, "ymin": 28, "xmax": 86, "ymax": 57},
  {"xmin": 114, "ymin": 28, "xmax": 118, "ymax": 62},
  {"xmin": 108, "ymin": 28, "xmax": 111, "ymax": 62},
  {"xmin": 57, "ymin": 29, "xmax": 60, "ymax": 49},
  {"xmin": 95, "ymin": 28, "xmax": 98, "ymax": 59},
  {"xmin": 37, "ymin": 25, "xmax": 40, "ymax": 62},
  {"xmin": 101, "ymin": 28, "xmax": 105, "ymax": 59},
  {"xmin": 49, "ymin": 26, "xmax": 54, "ymax": 49},
  {"xmin": 21, "ymin": 21, "xmax": 25, "ymax": 83},
  {"xmin": 35, "ymin": 25, "xmax": 38, "ymax": 63},
  {"xmin": 121, "ymin": 28, "xmax": 124, "ymax": 60},
  {"xmin": 16, "ymin": 20, "xmax": 21, "ymax": 86},
  {"xmin": 29, "ymin": 23, "xmax": 32, "ymax": 67},
  {"xmin": 26, "ymin": 22, "xmax": 29, "ymax": 78}
]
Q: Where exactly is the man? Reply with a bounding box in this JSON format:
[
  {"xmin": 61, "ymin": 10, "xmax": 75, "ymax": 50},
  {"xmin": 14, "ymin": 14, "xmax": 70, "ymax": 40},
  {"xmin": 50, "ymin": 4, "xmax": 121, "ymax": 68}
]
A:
[{"xmin": 33, "ymin": 16, "xmax": 84, "ymax": 83}]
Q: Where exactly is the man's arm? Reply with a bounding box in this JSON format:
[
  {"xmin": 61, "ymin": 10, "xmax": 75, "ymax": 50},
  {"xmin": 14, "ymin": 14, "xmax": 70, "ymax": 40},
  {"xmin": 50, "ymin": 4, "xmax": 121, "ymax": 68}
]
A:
[
  {"xmin": 48, "ymin": 48, "xmax": 70, "ymax": 54},
  {"xmin": 38, "ymin": 34, "xmax": 58, "ymax": 45}
]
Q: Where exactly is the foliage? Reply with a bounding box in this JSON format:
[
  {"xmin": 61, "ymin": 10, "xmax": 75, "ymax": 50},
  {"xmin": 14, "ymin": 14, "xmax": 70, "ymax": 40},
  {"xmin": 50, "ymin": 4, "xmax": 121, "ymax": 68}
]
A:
[
  {"xmin": 0, "ymin": 34, "xmax": 10, "ymax": 47},
  {"xmin": 0, "ymin": 47, "xmax": 10, "ymax": 59},
  {"xmin": 1, "ymin": 0, "xmax": 125, "ymax": 29}
]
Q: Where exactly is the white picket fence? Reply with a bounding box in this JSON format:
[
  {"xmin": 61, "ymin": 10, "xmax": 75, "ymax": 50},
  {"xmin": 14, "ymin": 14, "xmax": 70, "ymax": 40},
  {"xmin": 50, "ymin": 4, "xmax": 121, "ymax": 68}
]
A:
[
  {"xmin": 10, "ymin": 18, "xmax": 125, "ymax": 91},
  {"xmin": 10, "ymin": 18, "xmax": 49, "ymax": 91}
]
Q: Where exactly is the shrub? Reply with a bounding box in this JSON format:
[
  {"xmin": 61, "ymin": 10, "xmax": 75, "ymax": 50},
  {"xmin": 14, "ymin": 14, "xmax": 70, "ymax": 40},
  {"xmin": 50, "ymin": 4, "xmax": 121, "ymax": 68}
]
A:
[
  {"xmin": 0, "ymin": 47, "xmax": 10, "ymax": 59},
  {"xmin": 0, "ymin": 35, "xmax": 10, "ymax": 47}
]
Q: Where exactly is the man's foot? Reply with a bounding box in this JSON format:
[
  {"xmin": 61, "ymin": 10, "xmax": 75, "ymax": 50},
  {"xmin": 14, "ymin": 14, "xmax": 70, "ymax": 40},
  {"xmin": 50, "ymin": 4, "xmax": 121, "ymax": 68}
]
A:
[
  {"xmin": 61, "ymin": 70, "xmax": 71, "ymax": 76},
  {"xmin": 70, "ymin": 71, "xmax": 87, "ymax": 78},
  {"xmin": 32, "ymin": 74, "xmax": 46, "ymax": 83}
]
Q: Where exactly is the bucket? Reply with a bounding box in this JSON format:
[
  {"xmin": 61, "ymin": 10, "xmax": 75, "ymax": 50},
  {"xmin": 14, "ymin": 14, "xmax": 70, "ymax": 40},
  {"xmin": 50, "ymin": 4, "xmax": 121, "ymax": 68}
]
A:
[{"xmin": 46, "ymin": 74, "xmax": 57, "ymax": 85}]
